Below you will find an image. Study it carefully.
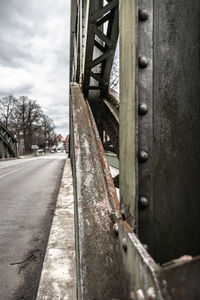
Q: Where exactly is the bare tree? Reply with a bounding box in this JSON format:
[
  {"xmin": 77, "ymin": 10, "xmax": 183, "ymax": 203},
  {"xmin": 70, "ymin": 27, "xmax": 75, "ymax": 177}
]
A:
[
  {"xmin": 26, "ymin": 100, "xmax": 42, "ymax": 151},
  {"xmin": 14, "ymin": 96, "xmax": 43, "ymax": 153},
  {"xmin": 0, "ymin": 95, "xmax": 57, "ymax": 153},
  {"xmin": 110, "ymin": 58, "xmax": 119, "ymax": 92},
  {"xmin": 0, "ymin": 95, "xmax": 17, "ymax": 127},
  {"xmin": 40, "ymin": 114, "xmax": 56, "ymax": 149}
]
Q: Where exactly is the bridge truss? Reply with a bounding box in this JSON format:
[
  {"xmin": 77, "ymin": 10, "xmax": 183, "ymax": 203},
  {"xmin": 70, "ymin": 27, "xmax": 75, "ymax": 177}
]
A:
[
  {"xmin": 70, "ymin": 1, "xmax": 200, "ymax": 299},
  {"xmin": 0, "ymin": 122, "xmax": 17, "ymax": 159}
]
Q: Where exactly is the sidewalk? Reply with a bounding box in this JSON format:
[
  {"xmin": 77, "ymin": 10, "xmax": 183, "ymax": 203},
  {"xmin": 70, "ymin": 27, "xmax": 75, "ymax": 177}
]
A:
[{"xmin": 36, "ymin": 158, "xmax": 76, "ymax": 300}]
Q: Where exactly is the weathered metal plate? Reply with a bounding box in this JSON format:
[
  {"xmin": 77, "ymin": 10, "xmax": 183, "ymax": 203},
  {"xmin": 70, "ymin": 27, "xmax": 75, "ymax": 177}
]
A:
[
  {"xmin": 138, "ymin": 0, "xmax": 200, "ymax": 263},
  {"xmin": 70, "ymin": 83, "xmax": 127, "ymax": 299}
]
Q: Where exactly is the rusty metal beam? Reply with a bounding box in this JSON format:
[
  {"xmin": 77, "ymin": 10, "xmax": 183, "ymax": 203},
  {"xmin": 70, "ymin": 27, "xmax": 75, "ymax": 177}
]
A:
[
  {"xmin": 70, "ymin": 83, "xmax": 126, "ymax": 299},
  {"xmin": 69, "ymin": 81, "xmax": 200, "ymax": 299},
  {"xmin": 70, "ymin": 83, "xmax": 164, "ymax": 299}
]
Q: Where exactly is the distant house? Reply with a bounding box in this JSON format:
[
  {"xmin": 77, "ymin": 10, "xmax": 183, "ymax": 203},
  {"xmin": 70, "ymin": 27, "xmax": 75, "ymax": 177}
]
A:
[{"xmin": 56, "ymin": 134, "xmax": 64, "ymax": 150}]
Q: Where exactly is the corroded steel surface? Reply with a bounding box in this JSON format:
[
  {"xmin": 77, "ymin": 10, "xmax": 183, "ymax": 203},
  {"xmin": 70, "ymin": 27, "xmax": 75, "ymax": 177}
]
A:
[
  {"xmin": 70, "ymin": 0, "xmax": 200, "ymax": 298},
  {"xmin": 71, "ymin": 83, "xmax": 126, "ymax": 299},
  {"xmin": 138, "ymin": 0, "xmax": 200, "ymax": 264},
  {"xmin": 70, "ymin": 83, "xmax": 200, "ymax": 299}
]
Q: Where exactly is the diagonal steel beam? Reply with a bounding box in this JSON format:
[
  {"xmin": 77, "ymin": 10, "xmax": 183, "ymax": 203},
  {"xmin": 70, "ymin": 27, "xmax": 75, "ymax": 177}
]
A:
[
  {"xmin": 90, "ymin": 0, "xmax": 118, "ymax": 21},
  {"xmin": 83, "ymin": 0, "xmax": 119, "ymax": 98}
]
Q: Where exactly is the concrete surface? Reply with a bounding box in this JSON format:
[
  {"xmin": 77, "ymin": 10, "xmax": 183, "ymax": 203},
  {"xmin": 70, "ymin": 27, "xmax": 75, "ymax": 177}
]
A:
[
  {"xmin": 0, "ymin": 153, "xmax": 67, "ymax": 299},
  {"xmin": 36, "ymin": 159, "xmax": 76, "ymax": 300}
]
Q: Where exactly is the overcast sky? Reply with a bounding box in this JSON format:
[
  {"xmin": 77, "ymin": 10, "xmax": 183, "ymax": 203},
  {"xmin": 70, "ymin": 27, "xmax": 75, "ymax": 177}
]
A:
[{"xmin": 0, "ymin": 0, "xmax": 70, "ymax": 137}]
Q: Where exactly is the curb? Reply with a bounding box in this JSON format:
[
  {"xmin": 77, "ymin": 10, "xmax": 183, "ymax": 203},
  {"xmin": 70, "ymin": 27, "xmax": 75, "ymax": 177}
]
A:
[{"xmin": 36, "ymin": 158, "xmax": 76, "ymax": 299}]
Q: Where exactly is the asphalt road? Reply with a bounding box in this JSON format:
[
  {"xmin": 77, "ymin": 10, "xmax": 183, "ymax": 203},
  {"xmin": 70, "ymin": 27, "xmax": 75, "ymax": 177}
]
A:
[{"xmin": 0, "ymin": 153, "xmax": 67, "ymax": 300}]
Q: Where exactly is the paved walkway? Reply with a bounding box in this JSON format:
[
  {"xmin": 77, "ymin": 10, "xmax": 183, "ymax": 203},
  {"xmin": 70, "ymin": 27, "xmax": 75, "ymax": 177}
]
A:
[{"xmin": 36, "ymin": 159, "xmax": 76, "ymax": 300}]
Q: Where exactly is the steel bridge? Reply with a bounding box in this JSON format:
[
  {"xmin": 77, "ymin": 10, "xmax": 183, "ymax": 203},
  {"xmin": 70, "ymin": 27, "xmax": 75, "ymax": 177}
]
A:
[
  {"xmin": 70, "ymin": 1, "xmax": 200, "ymax": 299},
  {"xmin": 0, "ymin": 122, "xmax": 17, "ymax": 159}
]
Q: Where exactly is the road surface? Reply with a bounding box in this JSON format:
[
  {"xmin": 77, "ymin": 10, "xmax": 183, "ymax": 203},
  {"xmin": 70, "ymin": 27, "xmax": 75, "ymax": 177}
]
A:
[{"xmin": 0, "ymin": 153, "xmax": 67, "ymax": 300}]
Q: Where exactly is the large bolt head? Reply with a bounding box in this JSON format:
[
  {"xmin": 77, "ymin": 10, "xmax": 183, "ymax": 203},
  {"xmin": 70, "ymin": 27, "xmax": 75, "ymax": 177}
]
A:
[
  {"xmin": 139, "ymin": 56, "xmax": 148, "ymax": 68},
  {"xmin": 139, "ymin": 103, "xmax": 148, "ymax": 115},
  {"xmin": 146, "ymin": 287, "xmax": 156, "ymax": 300},
  {"xmin": 139, "ymin": 197, "xmax": 149, "ymax": 208},
  {"xmin": 139, "ymin": 9, "xmax": 149, "ymax": 21},
  {"xmin": 113, "ymin": 223, "xmax": 119, "ymax": 236},
  {"xmin": 139, "ymin": 150, "xmax": 149, "ymax": 162},
  {"xmin": 136, "ymin": 289, "xmax": 145, "ymax": 300},
  {"xmin": 122, "ymin": 238, "xmax": 128, "ymax": 252}
]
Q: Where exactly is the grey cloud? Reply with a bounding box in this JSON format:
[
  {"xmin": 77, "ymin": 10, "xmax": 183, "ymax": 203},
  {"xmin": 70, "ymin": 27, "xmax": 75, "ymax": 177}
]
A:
[
  {"xmin": 0, "ymin": 83, "xmax": 33, "ymax": 98},
  {"xmin": 0, "ymin": 0, "xmax": 70, "ymax": 134}
]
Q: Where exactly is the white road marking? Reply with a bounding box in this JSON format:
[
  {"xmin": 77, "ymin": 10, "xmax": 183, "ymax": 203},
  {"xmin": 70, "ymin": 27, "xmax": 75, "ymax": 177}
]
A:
[{"xmin": 0, "ymin": 164, "xmax": 33, "ymax": 179}]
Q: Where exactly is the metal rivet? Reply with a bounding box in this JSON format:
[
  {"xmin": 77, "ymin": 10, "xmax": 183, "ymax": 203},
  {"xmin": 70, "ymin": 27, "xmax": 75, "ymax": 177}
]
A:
[
  {"xmin": 139, "ymin": 56, "xmax": 148, "ymax": 68},
  {"xmin": 129, "ymin": 291, "xmax": 136, "ymax": 300},
  {"xmin": 136, "ymin": 289, "xmax": 145, "ymax": 300},
  {"xmin": 146, "ymin": 287, "xmax": 156, "ymax": 300},
  {"xmin": 139, "ymin": 150, "xmax": 148, "ymax": 162},
  {"xmin": 122, "ymin": 238, "xmax": 127, "ymax": 252},
  {"xmin": 139, "ymin": 197, "xmax": 149, "ymax": 209},
  {"xmin": 139, "ymin": 9, "xmax": 149, "ymax": 21},
  {"xmin": 113, "ymin": 223, "xmax": 119, "ymax": 236},
  {"xmin": 139, "ymin": 103, "xmax": 148, "ymax": 115}
]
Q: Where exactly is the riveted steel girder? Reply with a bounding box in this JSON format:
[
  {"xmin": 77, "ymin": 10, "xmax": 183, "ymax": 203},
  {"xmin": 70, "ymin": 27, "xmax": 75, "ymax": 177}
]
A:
[
  {"xmin": 82, "ymin": 0, "xmax": 119, "ymax": 99},
  {"xmin": 70, "ymin": 0, "xmax": 200, "ymax": 298},
  {"xmin": 137, "ymin": 0, "xmax": 200, "ymax": 264}
]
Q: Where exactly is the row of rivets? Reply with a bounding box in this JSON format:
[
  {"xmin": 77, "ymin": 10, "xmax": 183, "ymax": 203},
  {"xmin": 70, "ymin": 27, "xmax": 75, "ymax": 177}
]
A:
[
  {"xmin": 138, "ymin": 7, "xmax": 149, "ymax": 162},
  {"xmin": 113, "ymin": 224, "xmax": 128, "ymax": 252},
  {"xmin": 138, "ymin": 8, "xmax": 149, "ymax": 69},
  {"xmin": 138, "ymin": 8, "xmax": 149, "ymax": 211}
]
